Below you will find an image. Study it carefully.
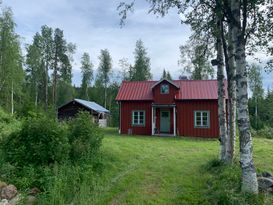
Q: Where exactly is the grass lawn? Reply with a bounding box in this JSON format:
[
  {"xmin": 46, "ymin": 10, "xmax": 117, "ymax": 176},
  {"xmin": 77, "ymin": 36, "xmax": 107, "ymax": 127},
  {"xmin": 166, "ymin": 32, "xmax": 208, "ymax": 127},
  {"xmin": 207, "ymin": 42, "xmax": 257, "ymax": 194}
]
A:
[{"xmin": 86, "ymin": 128, "xmax": 273, "ymax": 205}]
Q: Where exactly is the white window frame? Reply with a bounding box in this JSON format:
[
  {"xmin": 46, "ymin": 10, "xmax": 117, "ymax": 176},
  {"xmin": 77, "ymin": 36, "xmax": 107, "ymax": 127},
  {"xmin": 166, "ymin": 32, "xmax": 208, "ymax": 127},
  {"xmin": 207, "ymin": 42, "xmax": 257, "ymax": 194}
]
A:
[
  {"xmin": 160, "ymin": 84, "xmax": 169, "ymax": 94},
  {"xmin": 194, "ymin": 111, "xmax": 210, "ymax": 128},
  {"xmin": 132, "ymin": 110, "xmax": 145, "ymax": 126}
]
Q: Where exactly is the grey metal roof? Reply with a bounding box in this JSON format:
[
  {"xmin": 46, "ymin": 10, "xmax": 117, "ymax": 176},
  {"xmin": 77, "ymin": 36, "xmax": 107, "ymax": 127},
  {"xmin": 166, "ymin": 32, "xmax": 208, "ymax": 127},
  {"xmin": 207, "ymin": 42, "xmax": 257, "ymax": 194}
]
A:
[{"xmin": 74, "ymin": 99, "xmax": 110, "ymax": 113}]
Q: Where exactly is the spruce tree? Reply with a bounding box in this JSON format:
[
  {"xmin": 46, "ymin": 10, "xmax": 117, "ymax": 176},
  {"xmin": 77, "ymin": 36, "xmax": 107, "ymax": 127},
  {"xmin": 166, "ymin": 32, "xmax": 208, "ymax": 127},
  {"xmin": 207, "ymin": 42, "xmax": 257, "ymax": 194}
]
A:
[{"xmin": 131, "ymin": 39, "xmax": 152, "ymax": 81}]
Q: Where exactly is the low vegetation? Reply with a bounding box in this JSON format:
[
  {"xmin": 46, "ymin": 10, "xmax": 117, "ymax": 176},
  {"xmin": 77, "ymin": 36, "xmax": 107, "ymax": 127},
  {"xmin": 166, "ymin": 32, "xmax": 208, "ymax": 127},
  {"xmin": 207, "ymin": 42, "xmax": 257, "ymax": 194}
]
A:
[{"xmin": 0, "ymin": 111, "xmax": 273, "ymax": 204}]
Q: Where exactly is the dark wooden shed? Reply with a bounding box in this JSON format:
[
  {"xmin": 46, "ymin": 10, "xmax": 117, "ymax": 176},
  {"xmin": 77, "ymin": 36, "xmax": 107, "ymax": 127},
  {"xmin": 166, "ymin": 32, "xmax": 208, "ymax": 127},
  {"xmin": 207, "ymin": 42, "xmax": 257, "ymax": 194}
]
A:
[{"xmin": 58, "ymin": 99, "xmax": 110, "ymax": 127}]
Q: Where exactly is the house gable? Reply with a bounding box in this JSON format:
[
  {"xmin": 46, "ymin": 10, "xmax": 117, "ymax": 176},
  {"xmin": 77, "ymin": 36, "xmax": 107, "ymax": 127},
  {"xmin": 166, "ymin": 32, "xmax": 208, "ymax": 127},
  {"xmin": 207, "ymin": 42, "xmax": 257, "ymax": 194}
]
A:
[{"xmin": 152, "ymin": 79, "xmax": 179, "ymax": 104}]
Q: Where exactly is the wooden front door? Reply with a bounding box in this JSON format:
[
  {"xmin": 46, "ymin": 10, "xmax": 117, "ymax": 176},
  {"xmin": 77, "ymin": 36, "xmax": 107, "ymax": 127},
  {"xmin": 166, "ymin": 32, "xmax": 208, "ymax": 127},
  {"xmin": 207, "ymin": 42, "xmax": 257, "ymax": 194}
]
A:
[{"xmin": 160, "ymin": 110, "xmax": 170, "ymax": 133}]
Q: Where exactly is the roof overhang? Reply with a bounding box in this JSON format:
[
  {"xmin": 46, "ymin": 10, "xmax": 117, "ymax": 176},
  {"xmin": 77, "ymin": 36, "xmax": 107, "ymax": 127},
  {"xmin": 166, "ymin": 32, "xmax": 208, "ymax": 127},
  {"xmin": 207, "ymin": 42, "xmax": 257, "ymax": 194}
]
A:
[
  {"xmin": 151, "ymin": 78, "xmax": 180, "ymax": 90},
  {"xmin": 152, "ymin": 103, "xmax": 176, "ymax": 108}
]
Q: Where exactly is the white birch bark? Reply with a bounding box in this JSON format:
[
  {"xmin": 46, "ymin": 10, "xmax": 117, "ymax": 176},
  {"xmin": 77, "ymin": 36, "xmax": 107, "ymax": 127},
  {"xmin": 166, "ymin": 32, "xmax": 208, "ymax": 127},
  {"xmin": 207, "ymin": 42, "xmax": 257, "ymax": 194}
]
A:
[
  {"xmin": 216, "ymin": 3, "xmax": 228, "ymax": 161},
  {"xmin": 231, "ymin": 0, "xmax": 258, "ymax": 193},
  {"xmin": 226, "ymin": 26, "xmax": 237, "ymax": 163}
]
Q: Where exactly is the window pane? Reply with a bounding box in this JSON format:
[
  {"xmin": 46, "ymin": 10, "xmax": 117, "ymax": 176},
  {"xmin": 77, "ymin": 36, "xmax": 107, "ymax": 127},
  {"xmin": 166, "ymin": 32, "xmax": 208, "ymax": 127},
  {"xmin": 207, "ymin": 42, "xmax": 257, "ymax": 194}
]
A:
[
  {"xmin": 196, "ymin": 112, "xmax": 201, "ymax": 117},
  {"xmin": 162, "ymin": 112, "xmax": 169, "ymax": 117},
  {"xmin": 161, "ymin": 84, "xmax": 169, "ymax": 94},
  {"xmin": 203, "ymin": 112, "xmax": 207, "ymax": 117}
]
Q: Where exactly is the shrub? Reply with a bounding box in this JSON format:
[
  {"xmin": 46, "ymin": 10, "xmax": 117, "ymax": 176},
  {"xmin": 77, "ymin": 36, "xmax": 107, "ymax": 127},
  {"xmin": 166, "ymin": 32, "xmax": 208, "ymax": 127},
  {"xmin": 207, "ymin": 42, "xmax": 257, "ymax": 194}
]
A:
[
  {"xmin": 0, "ymin": 108, "xmax": 21, "ymax": 139},
  {"xmin": 68, "ymin": 112, "xmax": 103, "ymax": 162},
  {"xmin": 252, "ymin": 126, "xmax": 273, "ymax": 139},
  {"xmin": 1, "ymin": 114, "xmax": 70, "ymax": 166}
]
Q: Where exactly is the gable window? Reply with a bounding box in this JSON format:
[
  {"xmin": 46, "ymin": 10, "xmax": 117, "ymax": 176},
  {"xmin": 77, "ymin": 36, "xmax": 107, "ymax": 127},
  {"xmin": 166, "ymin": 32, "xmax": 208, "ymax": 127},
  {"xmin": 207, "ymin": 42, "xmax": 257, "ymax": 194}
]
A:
[
  {"xmin": 194, "ymin": 111, "xmax": 210, "ymax": 128},
  {"xmin": 132, "ymin": 110, "xmax": 145, "ymax": 126},
  {"xmin": 161, "ymin": 84, "xmax": 169, "ymax": 94}
]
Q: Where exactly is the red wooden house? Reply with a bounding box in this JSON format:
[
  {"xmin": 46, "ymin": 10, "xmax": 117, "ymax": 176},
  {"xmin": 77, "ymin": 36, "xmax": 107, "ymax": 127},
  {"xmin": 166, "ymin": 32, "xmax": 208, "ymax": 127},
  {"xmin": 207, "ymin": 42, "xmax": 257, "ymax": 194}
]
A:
[{"xmin": 116, "ymin": 79, "xmax": 227, "ymax": 138}]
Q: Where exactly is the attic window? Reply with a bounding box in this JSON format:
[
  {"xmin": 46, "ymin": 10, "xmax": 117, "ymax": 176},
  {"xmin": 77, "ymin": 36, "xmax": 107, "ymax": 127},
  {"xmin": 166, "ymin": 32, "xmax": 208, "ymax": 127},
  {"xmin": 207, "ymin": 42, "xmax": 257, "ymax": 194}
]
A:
[{"xmin": 161, "ymin": 84, "xmax": 169, "ymax": 94}]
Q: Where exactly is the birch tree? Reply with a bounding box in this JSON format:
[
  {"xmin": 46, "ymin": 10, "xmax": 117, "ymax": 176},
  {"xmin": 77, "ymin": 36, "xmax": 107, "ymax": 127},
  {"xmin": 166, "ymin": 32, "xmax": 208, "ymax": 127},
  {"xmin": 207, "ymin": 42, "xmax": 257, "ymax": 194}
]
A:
[
  {"xmin": 26, "ymin": 33, "xmax": 44, "ymax": 107},
  {"xmin": 96, "ymin": 49, "xmax": 112, "ymax": 108},
  {"xmin": 0, "ymin": 8, "xmax": 23, "ymax": 113},
  {"xmin": 248, "ymin": 64, "xmax": 264, "ymax": 129},
  {"xmin": 80, "ymin": 52, "xmax": 93, "ymax": 100}
]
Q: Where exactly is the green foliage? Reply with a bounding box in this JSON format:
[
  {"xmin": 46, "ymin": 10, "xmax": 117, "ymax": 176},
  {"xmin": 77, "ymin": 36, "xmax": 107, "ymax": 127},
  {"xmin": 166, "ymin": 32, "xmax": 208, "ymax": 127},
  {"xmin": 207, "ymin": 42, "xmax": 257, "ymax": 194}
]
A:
[
  {"xmin": 0, "ymin": 108, "xmax": 20, "ymax": 139},
  {"xmin": 1, "ymin": 114, "xmax": 70, "ymax": 166},
  {"xmin": 179, "ymin": 42, "xmax": 214, "ymax": 80},
  {"xmin": 203, "ymin": 159, "xmax": 265, "ymax": 205},
  {"xmin": 68, "ymin": 112, "xmax": 103, "ymax": 162},
  {"xmin": 161, "ymin": 69, "xmax": 172, "ymax": 80},
  {"xmin": 80, "ymin": 52, "xmax": 93, "ymax": 100},
  {"xmin": 0, "ymin": 7, "xmax": 24, "ymax": 113},
  {"xmin": 95, "ymin": 49, "xmax": 112, "ymax": 108},
  {"xmin": 249, "ymin": 89, "xmax": 273, "ymax": 130},
  {"xmin": 131, "ymin": 39, "xmax": 152, "ymax": 81},
  {"xmin": 37, "ymin": 163, "xmax": 96, "ymax": 205},
  {"xmin": 252, "ymin": 126, "xmax": 273, "ymax": 139}
]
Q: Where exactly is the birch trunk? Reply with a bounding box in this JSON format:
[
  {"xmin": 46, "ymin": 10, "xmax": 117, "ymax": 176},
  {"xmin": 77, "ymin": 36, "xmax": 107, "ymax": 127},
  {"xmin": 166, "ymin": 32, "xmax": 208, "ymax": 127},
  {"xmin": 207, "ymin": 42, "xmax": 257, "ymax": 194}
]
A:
[
  {"xmin": 226, "ymin": 27, "xmax": 237, "ymax": 163},
  {"xmin": 216, "ymin": 5, "xmax": 228, "ymax": 161},
  {"xmin": 231, "ymin": 0, "xmax": 258, "ymax": 193},
  {"xmin": 45, "ymin": 62, "xmax": 48, "ymax": 111},
  {"xmin": 104, "ymin": 82, "xmax": 107, "ymax": 108}
]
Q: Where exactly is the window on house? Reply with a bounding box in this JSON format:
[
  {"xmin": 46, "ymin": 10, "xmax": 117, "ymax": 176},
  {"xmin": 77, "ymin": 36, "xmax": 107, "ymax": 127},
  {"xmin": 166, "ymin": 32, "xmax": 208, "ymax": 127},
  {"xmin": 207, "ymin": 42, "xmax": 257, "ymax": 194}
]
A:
[
  {"xmin": 161, "ymin": 84, "xmax": 169, "ymax": 94},
  {"xmin": 132, "ymin": 110, "xmax": 145, "ymax": 126},
  {"xmin": 194, "ymin": 111, "xmax": 210, "ymax": 128}
]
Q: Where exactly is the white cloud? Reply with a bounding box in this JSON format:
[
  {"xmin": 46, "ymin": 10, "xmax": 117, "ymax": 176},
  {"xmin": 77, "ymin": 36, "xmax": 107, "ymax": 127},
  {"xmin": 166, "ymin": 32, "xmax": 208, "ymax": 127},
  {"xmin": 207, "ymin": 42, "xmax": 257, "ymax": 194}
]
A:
[{"xmin": 3, "ymin": 0, "xmax": 272, "ymax": 88}]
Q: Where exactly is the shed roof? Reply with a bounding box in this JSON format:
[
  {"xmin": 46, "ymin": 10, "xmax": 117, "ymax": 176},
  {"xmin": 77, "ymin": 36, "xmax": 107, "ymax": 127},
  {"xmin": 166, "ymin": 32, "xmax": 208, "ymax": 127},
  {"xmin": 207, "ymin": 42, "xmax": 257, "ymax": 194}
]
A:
[
  {"xmin": 74, "ymin": 99, "xmax": 110, "ymax": 113},
  {"xmin": 58, "ymin": 99, "xmax": 110, "ymax": 113},
  {"xmin": 115, "ymin": 80, "xmax": 227, "ymax": 101}
]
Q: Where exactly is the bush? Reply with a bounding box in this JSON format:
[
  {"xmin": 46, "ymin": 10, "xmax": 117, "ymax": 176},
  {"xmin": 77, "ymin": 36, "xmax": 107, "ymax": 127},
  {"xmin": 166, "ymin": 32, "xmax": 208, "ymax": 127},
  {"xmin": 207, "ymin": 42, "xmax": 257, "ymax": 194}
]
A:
[
  {"xmin": 68, "ymin": 112, "xmax": 103, "ymax": 162},
  {"xmin": 202, "ymin": 159, "xmax": 265, "ymax": 205},
  {"xmin": 1, "ymin": 114, "xmax": 70, "ymax": 166},
  {"xmin": 0, "ymin": 108, "xmax": 21, "ymax": 140},
  {"xmin": 252, "ymin": 126, "xmax": 273, "ymax": 139}
]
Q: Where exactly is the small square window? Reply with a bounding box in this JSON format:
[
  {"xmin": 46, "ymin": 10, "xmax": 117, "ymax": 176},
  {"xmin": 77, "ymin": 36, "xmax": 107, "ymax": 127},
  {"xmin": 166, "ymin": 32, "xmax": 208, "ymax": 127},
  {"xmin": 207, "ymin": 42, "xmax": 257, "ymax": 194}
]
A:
[{"xmin": 161, "ymin": 84, "xmax": 169, "ymax": 94}]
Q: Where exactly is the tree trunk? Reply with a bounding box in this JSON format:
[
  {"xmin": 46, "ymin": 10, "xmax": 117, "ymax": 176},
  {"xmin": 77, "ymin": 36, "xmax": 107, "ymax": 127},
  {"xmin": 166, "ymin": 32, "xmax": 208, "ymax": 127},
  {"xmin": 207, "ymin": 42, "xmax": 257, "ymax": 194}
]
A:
[
  {"xmin": 11, "ymin": 81, "xmax": 14, "ymax": 115},
  {"xmin": 104, "ymin": 82, "xmax": 107, "ymax": 108},
  {"xmin": 225, "ymin": 26, "xmax": 237, "ymax": 163},
  {"xmin": 35, "ymin": 82, "xmax": 38, "ymax": 107},
  {"xmin": 231, "ymin": 0, "xmax": 258, "ymax": 193},
  {"xmin": 45, "ymin": 62, "xmax": 48, "ymax": 111},
  {"xmin": 52, "ymin": 53, "xmax": 58, "ymax": 106},
  {"xmin": 216, "ymin": 6, "xmax": 228, "ymax": 161},
  {"xmin": 255, "ymin": 97, "xmax": 258, "ymax": 128}
]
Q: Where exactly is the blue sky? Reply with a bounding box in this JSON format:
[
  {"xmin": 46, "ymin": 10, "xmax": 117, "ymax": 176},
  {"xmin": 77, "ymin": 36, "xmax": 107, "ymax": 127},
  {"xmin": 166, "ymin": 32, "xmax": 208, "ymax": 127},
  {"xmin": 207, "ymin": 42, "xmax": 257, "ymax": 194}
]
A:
[{"xmin": 2, "ymin": 0, "xmax": 273, "ymax": 90}]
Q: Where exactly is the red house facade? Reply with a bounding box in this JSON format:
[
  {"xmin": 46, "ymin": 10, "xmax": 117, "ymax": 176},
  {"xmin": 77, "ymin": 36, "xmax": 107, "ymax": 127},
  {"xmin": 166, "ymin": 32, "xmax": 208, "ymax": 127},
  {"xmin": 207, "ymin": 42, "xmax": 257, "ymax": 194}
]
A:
[{"xmin": 116, "ymin": 79, "xmax": 226, "ymax": 138}]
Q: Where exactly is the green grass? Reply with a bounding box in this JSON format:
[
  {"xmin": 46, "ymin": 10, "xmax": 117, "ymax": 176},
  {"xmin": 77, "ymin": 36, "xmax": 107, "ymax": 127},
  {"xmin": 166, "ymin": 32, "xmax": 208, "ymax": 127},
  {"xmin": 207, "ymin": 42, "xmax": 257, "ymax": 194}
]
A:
[{"xmin": 56, "ymin": 127, "xmax": 271, "ymax": 205}]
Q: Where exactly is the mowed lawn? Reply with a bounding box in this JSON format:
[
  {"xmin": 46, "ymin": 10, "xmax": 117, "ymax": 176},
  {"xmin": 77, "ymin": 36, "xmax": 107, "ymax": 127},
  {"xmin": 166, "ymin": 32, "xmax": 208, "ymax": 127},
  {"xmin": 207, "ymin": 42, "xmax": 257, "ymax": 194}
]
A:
[{"xmin": 91, "ymin": 128, "xmax": 273, "ymax": 205}]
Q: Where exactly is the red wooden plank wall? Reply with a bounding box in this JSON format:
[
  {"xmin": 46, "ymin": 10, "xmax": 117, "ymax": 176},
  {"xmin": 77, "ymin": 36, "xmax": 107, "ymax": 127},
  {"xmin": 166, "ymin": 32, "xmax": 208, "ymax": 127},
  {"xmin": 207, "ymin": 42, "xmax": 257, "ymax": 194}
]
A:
[
  {"xmin": 176, "ymin": 100, "xmax": 219, "ymax": 138},
  {"xmin": 120, "ymin": 101, "xmax": 152, "ymax": 135}
]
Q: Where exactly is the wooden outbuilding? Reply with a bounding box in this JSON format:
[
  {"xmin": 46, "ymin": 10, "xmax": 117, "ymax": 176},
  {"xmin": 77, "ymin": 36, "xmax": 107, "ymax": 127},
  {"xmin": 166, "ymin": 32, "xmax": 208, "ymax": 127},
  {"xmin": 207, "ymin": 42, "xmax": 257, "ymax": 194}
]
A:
[
  {"xmin": 58, "ymin": 99, "xmax": 110, "ymax": 127},
  {"xmin": 115, "ymin": 79, "xmax": 227, "ymax": 138}
]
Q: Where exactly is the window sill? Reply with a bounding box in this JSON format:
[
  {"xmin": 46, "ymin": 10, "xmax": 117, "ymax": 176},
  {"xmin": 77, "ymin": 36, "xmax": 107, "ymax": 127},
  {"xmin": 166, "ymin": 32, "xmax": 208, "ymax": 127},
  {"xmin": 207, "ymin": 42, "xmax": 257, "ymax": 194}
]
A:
[
  {"xmin": 194, "ymin": 126, "xmax": 210, "ymax": 129},
  {"xmin": 132, "ymin": 124, "xmax": 145, "ymax": 127}
]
